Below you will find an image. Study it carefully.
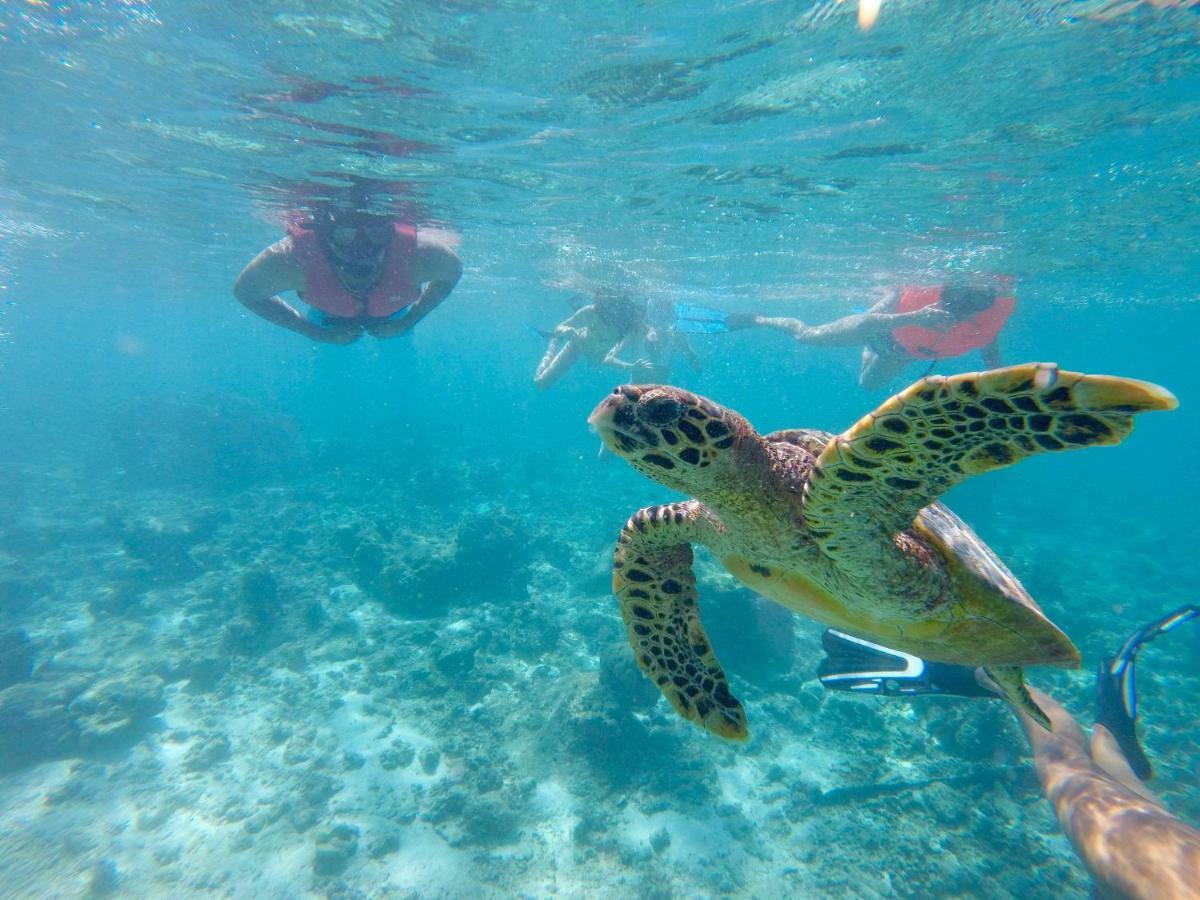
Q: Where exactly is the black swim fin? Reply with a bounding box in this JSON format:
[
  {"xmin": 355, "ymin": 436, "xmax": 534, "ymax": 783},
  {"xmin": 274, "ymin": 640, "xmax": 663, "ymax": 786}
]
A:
[
  {"xmin": 1095, "ymin": 604, "xmax": 1199, "ymax": 780},
  {"xmin": 817, "ymin": 629, "xmax": 996, "ymax": 699},
  {"xmin": 525, "ymin": 323, "xmax": 555, "ymax": 342}
]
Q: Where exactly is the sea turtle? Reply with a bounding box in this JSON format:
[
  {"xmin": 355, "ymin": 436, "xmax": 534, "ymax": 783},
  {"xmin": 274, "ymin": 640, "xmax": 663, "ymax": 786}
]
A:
[{"xmin": 588, "ymin": 363, "xmax": 1177, "ymax": 740}]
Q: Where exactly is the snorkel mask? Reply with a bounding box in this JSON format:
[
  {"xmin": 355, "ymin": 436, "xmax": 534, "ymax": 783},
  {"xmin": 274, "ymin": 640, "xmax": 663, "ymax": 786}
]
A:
[{"xmin": 316, "ymin": 209, "xmax": 393, "ymax": 262}]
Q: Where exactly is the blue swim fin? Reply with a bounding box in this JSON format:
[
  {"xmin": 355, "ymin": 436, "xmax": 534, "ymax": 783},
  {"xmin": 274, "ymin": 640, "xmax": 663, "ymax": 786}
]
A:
[
  {"xmin": 817, "ymin": 630, "xmax": 995, "ymax": 698},
  {"xmin": 1095, "ymin": 604, "xmax": 1199, "ymax": 780},
  {"xmin": 525, "ymin": 323, "xmax": 555, "ymax": 342},
  {"xmin": 673, "ymin": 302, "xmax": 731, "ymax": 334}
]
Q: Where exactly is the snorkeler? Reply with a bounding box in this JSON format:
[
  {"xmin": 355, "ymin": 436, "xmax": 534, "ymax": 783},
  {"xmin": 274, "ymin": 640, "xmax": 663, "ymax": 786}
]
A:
[
  {"xmin": 638, "ymin": 297, "xmax": 705, "ymax": 384},
  {"xmin": 233, "ymin": 205, "xmax": 462, "ymax": 345},
  {"xmin": 819, "ymin": 606, "xmax": 1200, "ymax": 899},
  {"xmin": 726, "ymin": 280, "xmax": 1015, "ymax": 389},
  {"xmin": 534, "ymin": 289, "xmax": 656, "ymax": 389}
]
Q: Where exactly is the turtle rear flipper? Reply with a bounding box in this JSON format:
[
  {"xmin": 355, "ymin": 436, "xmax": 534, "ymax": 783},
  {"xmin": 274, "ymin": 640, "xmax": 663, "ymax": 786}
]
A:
[
  {"xmin": 803, "ymin": 363, "xmax": 1177, "ymax": 570},
  {"xmin": 613, "ymin": 501, "xmax": 748, "ymax": 741},
  {"xmin": 983, "ymin": 665, "xmax": 1052, "ymax": 730}
]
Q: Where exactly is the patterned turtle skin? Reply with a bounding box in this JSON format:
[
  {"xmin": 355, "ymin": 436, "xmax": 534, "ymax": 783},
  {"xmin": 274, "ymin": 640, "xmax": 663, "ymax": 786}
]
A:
[{"xmin": 588, "ymin": 363, "xmax": 1177, "ymax": 740}]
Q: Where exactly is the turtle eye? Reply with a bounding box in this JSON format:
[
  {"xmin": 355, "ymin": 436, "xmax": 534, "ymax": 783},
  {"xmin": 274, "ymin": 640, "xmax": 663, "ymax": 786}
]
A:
[{"xmin": 640, "ymin": 395, "xmax": 683, "ymax": 427}]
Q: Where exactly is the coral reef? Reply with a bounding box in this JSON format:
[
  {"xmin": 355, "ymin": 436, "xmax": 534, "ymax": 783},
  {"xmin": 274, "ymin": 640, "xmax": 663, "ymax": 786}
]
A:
[
  {"xmin": 0, "ymin": 628, "xmax": 33, "ymax": 691},
  {"xmin": 1, "ymin": 461, "xmax": 1184, "ymax": 898},
  {"xmin": 343, "ymin": 504, "xmax": 543, "ymax": 618}
]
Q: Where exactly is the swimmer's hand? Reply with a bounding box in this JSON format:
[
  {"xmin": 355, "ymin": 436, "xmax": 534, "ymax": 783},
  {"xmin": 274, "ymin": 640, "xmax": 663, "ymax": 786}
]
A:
[
  {"xmin": 319, "ymin": 327, "xmax": 363, "ymax": 345},
  {"xmin": 364, "ymin": 317, "xmax": 414, "ymax": 340},
  {"xmin": 303, "ymin": 318, "xmax": 363, "ymax": 345}
]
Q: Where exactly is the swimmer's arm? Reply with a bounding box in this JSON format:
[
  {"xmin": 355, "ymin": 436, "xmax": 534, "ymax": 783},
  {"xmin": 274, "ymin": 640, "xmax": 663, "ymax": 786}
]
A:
[
  {"xmin": 782, "ymin": 310, "xmax": 899, "ymax": 345},
  {"xmin": 371, "ymin": 236, "xmax": 462, "ymax": 338},
  {"xmin": 747, "ymin": 315, "xmax": 812, "ymax": 340},
  {"xmin": 728, "ymin": 292, "xmax": 896, "ymax": 341},
  {"xmin": 602, "ymin": 334, "xmax": 639, "ymax": 370},
  {"xmin": 233, "ymin": 240, "xmax": 354, "ymax": 344},
  {"xmin": 680, "ymin": 335, "xmax": 703, "ymax": 372},
  {"xmin": 758, "ymin": 290, "xmax": 946, "ymax": 346}
]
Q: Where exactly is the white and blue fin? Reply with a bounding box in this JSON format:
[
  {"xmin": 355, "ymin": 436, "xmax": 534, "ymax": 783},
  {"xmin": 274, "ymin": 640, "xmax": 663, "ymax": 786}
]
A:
[{"xmin": 817, "ymin": 630, "xmax": 995, "ymax": 699}]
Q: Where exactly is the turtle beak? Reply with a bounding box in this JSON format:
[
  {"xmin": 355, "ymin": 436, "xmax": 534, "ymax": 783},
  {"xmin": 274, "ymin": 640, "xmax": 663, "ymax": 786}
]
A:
[
  {"xmin": 587, "ymin": 393, "xmax": 617, "ymax": 429},
  {"xmin": 589, "ymin": 386, "xmax": 643, "ymax": 454},
  {"xmin": 588, "ymin": 386, "xmax": 637, "ymax": 428},
  {"xmin": 588, "ymin": 393, "xmax": 623, "ymax": 453}
]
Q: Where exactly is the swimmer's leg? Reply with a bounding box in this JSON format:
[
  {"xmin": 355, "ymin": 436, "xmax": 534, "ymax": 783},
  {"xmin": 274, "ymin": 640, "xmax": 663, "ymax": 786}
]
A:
[
  {"xmin": 534, "ymin": 337, "xmax": 582, "ymax": 389},
  {"xmin": 859, "ymin": 344, "xmax": 912, "ymax": 390}
]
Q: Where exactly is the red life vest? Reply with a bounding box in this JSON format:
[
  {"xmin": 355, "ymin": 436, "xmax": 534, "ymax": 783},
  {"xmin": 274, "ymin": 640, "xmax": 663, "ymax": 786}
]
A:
[
  {"xmin": 287, "ymin": 222, "xmax": 420, "ymax": 318},
  {"xmin": 890, "ymin": 284, "xmax": 1015, "ymax": 360}
]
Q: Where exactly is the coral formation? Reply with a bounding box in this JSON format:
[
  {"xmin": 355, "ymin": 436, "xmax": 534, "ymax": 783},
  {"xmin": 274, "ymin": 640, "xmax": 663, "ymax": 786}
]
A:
[{"xmin": 0, "ymin": 461, "xmax": 1190, "ymax": 897}]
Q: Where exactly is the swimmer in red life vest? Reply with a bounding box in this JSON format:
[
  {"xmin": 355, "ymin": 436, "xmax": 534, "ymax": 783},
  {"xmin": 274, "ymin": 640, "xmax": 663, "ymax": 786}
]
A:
[
  {"xmin": 727, "ymin": 281, "xmax": 1016, "ymax": 389},
  {"xmin": 233, "ymin": 205, "xmax": 462, "ymax": 345}
]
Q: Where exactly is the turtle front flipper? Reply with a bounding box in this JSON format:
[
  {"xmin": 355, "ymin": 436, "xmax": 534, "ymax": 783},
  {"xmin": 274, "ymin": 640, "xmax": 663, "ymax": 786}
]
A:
[
  {"xmin": 983, "ymin": 665, "xmax": 1052, "ymax": 730},
  {"xmin": 803, "ymin": 363, "xmax": 1177, "ymax": 568},
  {"xmin": 613, "ymin": 501, "xmax": 747, "ymax": 741}
]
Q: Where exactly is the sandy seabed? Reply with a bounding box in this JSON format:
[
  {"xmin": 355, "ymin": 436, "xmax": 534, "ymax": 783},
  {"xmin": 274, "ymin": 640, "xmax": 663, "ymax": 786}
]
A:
[{"xmin": 6, "ymin": 461, "xmax": 1192, "ymax": 899}]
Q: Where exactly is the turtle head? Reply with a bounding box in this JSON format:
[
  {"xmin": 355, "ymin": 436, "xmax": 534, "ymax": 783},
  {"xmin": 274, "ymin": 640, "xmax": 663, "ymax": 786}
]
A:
[{"xmin": 589, "ymin": 385, "xmax": 753, "ymax": 495}]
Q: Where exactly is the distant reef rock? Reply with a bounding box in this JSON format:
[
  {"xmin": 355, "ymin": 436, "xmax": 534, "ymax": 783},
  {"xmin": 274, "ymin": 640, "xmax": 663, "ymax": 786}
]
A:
[
  {"xmin": 103, "ymin": 507, "xmax": 226, "ymax": 586},
  {"xmin": 107, "ymin": 393, "xmax": 304, "ymax": 491},
  {"xmin": 0, "ymin": 669, "xmax": 165, "ymax": 772},
  {"xmin": 343, "ymin": 504, "xmax": 543, "ymax": 618},
  {"xmin": 0, "ymin": 628, "xmax": 34, "ymax": 691}
]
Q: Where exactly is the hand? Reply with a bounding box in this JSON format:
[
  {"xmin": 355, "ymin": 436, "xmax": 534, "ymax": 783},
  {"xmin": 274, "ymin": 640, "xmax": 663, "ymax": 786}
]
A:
[
  {"xmin": 311, "ymin": 319, "xmax": 364, "ymax": 345},
  {"xmin": 320, "ymin": 327, "xmax": 363, "ymax": 345},
  {"xmin": 364, "ymin": 317, "xmax": 413, "ymax": 339},
  {"xmin": 905, "ymin": 306, "xmax": 953, "ymax": 329}
]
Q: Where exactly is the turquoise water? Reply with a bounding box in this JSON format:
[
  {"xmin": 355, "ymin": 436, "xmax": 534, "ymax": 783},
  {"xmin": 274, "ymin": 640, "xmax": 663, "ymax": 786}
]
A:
[{"xmin": 1, "ymin": 1, "xmax": 1197, "ymax": 896}]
